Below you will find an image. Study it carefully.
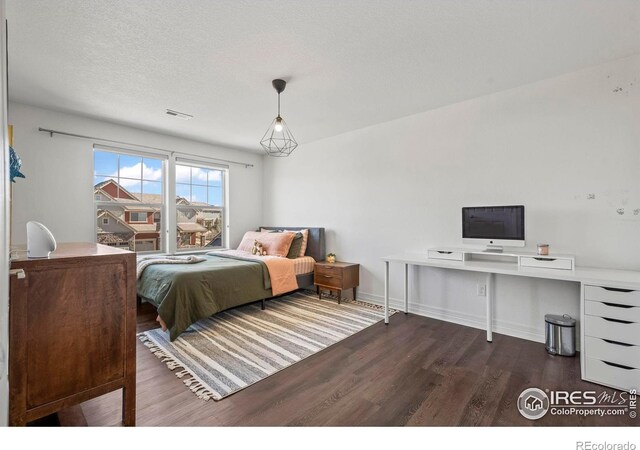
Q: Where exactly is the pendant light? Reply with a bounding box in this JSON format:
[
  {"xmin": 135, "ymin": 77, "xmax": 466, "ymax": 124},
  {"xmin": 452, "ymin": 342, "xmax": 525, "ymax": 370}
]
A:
[{"xmin": 260, "ymin": 79, "xmax": 298, "ymax": 157}]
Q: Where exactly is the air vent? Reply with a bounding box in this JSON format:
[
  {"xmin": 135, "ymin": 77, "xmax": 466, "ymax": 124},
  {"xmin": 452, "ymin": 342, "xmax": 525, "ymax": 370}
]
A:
[{"xmin": 165, "ymin": 109, "xmax": 193, "ymax": 120}]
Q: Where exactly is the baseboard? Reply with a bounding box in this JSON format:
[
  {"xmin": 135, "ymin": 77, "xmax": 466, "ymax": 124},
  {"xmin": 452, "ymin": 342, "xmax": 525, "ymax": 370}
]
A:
[{"xmin": 357, "ymin": 291, "xmax": 546, "ymax": 344}]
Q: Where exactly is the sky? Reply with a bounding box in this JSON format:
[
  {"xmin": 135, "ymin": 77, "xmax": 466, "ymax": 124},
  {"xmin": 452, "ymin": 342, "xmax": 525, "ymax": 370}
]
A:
[{"xmin": 94, "ymin": 151, "xmax": 223, "ymax": 206}]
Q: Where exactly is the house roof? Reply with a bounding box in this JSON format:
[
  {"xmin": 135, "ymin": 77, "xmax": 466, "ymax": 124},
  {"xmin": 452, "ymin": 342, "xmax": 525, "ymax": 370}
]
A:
[
  {"xmin": 123, "ymin": 205, "xmax": 156, "ymax": 212},
  {"xmin": 96, "ymin": 231, "xmax": 131, "ymax": 245},
  {"xmin": 94, "ymin": 179, "xmax": 139, "ymax": 201},
  {"xmin": 138, "ymin": 193, "xmax": 163, "ymax": 204},
  {"xmin": 202, "ymin": 211, "xmax": 221, "ymax": 219},
  {"xmin": 128, "ymin": 223, "xmax": 158, "ymax": 233},
  {"xmin": 177, "ymin": 222, "xmax": 208, "ymax": 233}
]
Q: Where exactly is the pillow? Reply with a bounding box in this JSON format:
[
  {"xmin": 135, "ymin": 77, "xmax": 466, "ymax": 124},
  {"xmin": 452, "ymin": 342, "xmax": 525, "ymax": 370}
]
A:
[
  {"xmin": 237, "ymin": 231, "xmax": 295, "ymax": 257},
  {"xmin": 284, "ymin": 229, "xmax": 309, "ymax": 257},
  {"xmin": 259, "ymin": 228, "xmax": 310, "ymax": 257},
  {"xmin": 260, "ymin": 228, "xmax": 303, "ymax": 259},
  {"xmin": 286, "ymin": 232, "xmax": 304, "ymax": 259}
]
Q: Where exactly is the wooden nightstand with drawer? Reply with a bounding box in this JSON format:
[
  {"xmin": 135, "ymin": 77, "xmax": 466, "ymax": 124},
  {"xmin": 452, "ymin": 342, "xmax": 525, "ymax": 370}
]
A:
[{"xmin": 314, "ymin": 261, "xmax": 360, "ymax": 304}]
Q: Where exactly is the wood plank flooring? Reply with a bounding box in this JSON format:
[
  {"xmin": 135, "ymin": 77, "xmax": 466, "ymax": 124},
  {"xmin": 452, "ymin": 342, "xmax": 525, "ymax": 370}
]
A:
[{"xmin": 78, "ymin": 302, "xmax": 635, "ymax": 426}]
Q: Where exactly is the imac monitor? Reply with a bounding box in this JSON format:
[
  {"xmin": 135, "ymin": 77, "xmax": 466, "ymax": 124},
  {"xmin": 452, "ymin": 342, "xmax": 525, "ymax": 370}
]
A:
[{"xmin": 462, "ymin": 205, "xmax": 525, "ymax": 251}]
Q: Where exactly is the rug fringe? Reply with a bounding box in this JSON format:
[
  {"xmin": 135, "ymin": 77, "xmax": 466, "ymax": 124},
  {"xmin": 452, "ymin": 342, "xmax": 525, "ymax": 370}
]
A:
[
  {"xmin": 299, "ymin": 290, "xmax": 398, "ymax": 313},
  {"xmin": 138, "ymin": 333, "xmax": 216, "ymax": 401}
]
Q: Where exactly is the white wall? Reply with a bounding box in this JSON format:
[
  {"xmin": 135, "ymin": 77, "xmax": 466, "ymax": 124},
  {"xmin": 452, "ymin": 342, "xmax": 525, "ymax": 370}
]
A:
[
  {"xmin": 263, "ymin": 54, "xmax": 640, "ymax": 343},
  {"xmin": 8, "ymin": 102, "xmax": 263, "ymax": 249}
]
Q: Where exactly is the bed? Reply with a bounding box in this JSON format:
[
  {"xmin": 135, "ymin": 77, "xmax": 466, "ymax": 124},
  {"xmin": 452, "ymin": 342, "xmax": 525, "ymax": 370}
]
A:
[{"xmin": 137, "ymin": 227, "xmax": 325, "ymax": 340}]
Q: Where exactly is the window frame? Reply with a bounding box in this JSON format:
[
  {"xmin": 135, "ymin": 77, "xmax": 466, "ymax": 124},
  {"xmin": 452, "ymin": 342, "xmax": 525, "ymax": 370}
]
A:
[
  {"xmin": 174, "ymin": 159, "xmax": 228, "ymax": 253},
  {"xmin": 93, "ymin": 146, "xmax": 168, "ymax": 255},
  {"xmin": 93, "ymin": 147, "xmax": 230, "ymax": 255}
]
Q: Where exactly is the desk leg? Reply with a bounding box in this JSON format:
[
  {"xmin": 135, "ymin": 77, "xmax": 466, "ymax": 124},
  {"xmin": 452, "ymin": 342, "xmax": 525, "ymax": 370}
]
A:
[
  {"xmin": 486, "ymin": 273, "xmax": 494, "ymax": 342},
  {"xmin": 404, "ymin": 263, "xmax": 409, "ymax": 314},
  {"xmin": 384, "ymin": 261, "xmax": 389, "ymax": 324}
]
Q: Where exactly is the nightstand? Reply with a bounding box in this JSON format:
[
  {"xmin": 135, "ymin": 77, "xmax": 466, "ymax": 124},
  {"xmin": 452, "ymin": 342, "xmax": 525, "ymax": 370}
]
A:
[{"xmin": 314, "ymin": 261, "xmax": 360, "ymax": 304}]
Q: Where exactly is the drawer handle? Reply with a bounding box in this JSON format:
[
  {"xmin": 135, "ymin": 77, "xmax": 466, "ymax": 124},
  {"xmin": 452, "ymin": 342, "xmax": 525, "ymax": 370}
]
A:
[
  {"xmin": 603, "ymin": 361, "xmax": 635, "ymax": 371},
  {"xmin": 602, "ymin": 287, "xmax": 634, "ymax": 293},
  {"xmin": 533, "ymin": 257, "xmax": 556, "ymax": 261},
  {"xmin": 602, "ymin": 338, "xmax": 634, "ymax": 347},
  {"xmin": 321, "ymin": 275, "xmax": 333, "ymax": 278},
  {"xmin": 437, "ymin": 251, "xmax": 453, "ymax": 254},
  {"xmin": 602, "ymin": 302, "xmax": 634, "ymax": 309},
  {"xmin": 602, "ymin": 317, "xmax": 634, "ymax": 324}
]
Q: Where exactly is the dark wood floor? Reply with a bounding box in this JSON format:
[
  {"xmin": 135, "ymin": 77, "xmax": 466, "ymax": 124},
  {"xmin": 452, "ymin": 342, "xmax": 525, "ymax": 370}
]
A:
[{"xmin": 77, "ymin": 302, "xmax": 634, "ymax": 426}]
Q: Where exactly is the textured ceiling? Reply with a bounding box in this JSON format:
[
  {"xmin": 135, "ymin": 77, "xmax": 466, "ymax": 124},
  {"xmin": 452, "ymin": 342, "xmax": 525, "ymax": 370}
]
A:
[{"xmin": 7, "ymin": 0, "xmax": 640, "ymax": 153}]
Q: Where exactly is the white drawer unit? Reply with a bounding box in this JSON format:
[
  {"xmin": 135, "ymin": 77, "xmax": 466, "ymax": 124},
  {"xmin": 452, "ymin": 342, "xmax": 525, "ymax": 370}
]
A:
[
  {"xmin": 583, "ymin": 284, "xmax": 640, "ymax": 391},
  {"xmin": 585, "ymin": 300, "xmax": 640, "ymax": 323},
  {"xmin": 427, "ymin": 249, "xmax": 464, "ymax": 261},
  {"xmin": 519, "ymin": 256, "xmax": 574, "ymax": 270},
  {"xmin": 584, "ymin": 315, "xmax": 640, "ymax": 346},
  {"xmin": 584, "ymin": 285, "xmax": 640, "ymax": 307},
  {"xmin": 584, "ymin": 358, "xmax": 640, "ymax": 392},
  {"xmin": 584, "ymin": 336, "xmax": 640, "ymax": 369}
]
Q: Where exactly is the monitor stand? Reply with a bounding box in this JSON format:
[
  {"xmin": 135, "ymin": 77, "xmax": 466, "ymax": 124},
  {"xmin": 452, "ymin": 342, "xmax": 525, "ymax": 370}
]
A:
[{"xmin": 484, "ymin": 246, "xmax": 503, "ymax": 253}]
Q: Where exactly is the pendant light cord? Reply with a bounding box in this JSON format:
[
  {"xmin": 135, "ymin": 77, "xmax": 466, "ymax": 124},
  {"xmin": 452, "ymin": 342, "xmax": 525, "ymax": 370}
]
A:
[{"xmin": 277, "ymin": 93, "xmax": 281, "ymax": 117}]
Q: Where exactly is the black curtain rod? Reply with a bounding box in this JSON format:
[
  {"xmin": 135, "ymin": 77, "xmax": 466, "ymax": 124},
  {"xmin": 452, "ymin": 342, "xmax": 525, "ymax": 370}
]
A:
[{"xmin": 37, "ymin": 127, "xmax": 255, "ymax": 168}]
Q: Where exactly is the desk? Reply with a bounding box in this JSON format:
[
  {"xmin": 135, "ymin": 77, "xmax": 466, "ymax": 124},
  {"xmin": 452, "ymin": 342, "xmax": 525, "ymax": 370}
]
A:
[{"xmin": 382, "ymin": 251, "xmax": 640, "ymax": 391}]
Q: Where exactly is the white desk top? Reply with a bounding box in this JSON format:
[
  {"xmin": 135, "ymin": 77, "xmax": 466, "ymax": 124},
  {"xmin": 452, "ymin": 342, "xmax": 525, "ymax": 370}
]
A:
[{"xmin": 382, "ymin": 252, "xmax": 640, "ymax": 290}]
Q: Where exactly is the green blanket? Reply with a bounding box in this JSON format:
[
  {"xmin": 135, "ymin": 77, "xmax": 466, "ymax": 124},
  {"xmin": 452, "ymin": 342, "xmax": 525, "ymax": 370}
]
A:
[{"xmin": 137, "ymin": 254, "xmax": 272, "ymax": 341}]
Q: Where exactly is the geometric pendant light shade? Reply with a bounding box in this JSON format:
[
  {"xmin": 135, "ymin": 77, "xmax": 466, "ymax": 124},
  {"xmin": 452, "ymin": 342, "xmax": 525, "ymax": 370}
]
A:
[{"xmin": 260, "ymin": 79, "xmax": 298, "ymax": 157}]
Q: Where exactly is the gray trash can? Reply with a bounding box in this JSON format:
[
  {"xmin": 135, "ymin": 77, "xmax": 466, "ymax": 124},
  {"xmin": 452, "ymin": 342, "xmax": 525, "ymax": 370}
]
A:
[{"xmin": 545, "ymin": 314, "xmax": 576, "ymax": 356}]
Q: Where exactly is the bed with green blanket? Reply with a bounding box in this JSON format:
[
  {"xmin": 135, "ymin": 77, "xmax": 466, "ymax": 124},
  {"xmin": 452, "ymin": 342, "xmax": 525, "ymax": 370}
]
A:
[
  {"xmin": 138, "ymin": 254, "xmax": 273, "ymax": 340},
  {"xmin": 137, "ymin": 227, "xmax": 325, "ymax": 341}
]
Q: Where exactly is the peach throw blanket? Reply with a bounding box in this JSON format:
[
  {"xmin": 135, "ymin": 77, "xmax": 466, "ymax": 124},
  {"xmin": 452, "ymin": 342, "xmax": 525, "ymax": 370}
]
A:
[{"xmin": 214, "ymin": 250, "xmax": 299, "ymax": 296}]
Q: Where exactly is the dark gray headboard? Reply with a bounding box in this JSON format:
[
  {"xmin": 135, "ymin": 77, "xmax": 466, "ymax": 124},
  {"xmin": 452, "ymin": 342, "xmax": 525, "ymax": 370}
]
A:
[{"xmin": 259, "ymin": 227, "xmax": 326, "ymax": 262}]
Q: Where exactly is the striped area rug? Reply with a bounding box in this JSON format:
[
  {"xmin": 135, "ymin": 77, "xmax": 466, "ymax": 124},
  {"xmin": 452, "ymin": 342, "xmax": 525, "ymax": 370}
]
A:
[{"xmin": 138, "ymin": 291, "xmax": 389, "ymax": 401}]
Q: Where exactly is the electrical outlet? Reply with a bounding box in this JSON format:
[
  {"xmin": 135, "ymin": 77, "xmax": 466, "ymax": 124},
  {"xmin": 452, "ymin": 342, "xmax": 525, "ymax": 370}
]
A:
[{"xmin": 477, "ymin": 284, "xmax": 486, "ymax": 297}]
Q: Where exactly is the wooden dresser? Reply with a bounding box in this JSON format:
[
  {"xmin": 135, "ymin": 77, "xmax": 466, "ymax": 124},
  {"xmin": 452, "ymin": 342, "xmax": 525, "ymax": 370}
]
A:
[{"xmin": 9, "ymin": 243, "xmax": 136, "ymax": 426}]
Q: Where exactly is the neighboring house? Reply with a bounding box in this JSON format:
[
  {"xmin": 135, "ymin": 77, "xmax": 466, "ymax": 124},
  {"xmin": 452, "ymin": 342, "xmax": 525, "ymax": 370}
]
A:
[
  {"xmin": 95, "ymin": 179, "xmax": 223, "ymax": 251},
  {"xmin": 95, "ymin": 179, "xmax": 161, "ymax": 252},
  {"xmin": 177, "ymin": 222, "xmax": 208, "ymax": 246}
]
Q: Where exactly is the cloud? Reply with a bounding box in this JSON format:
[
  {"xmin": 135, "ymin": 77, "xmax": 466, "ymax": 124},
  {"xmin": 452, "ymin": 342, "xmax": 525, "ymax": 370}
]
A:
[
  {"xmin": 111, "ymin": 162, "xmax": 163, "ymax": 186},
  {"xmin": 176, "ymin": 165, "xmax": 222, "ymax": 184}
]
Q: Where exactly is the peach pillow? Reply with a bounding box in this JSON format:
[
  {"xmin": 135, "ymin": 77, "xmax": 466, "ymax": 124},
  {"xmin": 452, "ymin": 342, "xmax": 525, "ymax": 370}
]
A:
[
  {"xmin": 260, "ymin": 228, "xmax": 310, "ymax": 257},
  {"xmin": 237, "ymin": 231, "xmax": 295, "ymax": 258}
]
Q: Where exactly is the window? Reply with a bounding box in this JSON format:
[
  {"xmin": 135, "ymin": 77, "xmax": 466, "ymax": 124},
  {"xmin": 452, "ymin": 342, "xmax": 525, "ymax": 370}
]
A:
[
  {"xmin": 175, "ymin": 163, "xmax": 225, "ymax": 251},
  {"xmin": 129, "ymin": 212, "xmax": 148, "ymax": 223},
  {"xmin": 94, "ymin": 149, "xmax": 165, "ymax": 253}
]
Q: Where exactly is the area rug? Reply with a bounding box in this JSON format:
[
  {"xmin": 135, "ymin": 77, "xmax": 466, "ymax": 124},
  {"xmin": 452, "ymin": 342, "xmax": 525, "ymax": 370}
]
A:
[{"xmin": 138, "ymin": 291, "xmax": 390, "ymax": 401}]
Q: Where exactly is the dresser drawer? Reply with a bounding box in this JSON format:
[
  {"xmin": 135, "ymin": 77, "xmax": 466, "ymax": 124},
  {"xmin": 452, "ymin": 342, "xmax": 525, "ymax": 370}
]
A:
[
  {"xmin": 314, "ymin": 273, "xmax": 342, "ymax": 288},
  {"xmin": 519, "ymin": 256, "xmax": 573, "ymax": 270},
  {"xmin": 585, "ymin": 300, "xmax": 640, "ymax": 323},
  {"xmin": 585, "ymin": 336, "xmax": 640, "ymax": 369},
  {"xmin": 427, "ymin": 250, "xmax": 464, "ymax": 261},
  {"xmin": 314, "ymin": 265, "xmax": 343, "ymax": 288},
  {"xmin": 315, "ymin": 264, "xmax": 343, "ymax": 279},
  {"xmin": 584, "ymin": 315, "xmax": 640, "ymax": 346},
  {"xmin": 584, "ymin": 285, "xmax": 640, "ymax": 307},
  {"xmin": 584, "ymin": 357, "xmax": 640, "ymax": 392}
]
